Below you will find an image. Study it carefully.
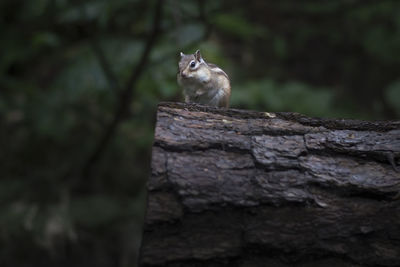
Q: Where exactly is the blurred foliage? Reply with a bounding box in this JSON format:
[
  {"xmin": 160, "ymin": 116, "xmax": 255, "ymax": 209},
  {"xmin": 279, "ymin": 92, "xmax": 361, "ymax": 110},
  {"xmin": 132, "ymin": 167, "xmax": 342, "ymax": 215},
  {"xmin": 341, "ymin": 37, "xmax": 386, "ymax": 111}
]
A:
[{"xmin": 0, "ymin": 0, "xmax": 399, "ymax": 266}]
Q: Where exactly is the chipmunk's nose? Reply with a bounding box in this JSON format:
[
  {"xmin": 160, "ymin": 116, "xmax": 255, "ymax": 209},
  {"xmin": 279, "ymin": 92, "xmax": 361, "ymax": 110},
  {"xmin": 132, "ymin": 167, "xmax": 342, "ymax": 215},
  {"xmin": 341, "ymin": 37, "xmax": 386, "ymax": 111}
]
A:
[{"xmin": 180, "ymin": 71, "xmax": 187, "ymax": 78}]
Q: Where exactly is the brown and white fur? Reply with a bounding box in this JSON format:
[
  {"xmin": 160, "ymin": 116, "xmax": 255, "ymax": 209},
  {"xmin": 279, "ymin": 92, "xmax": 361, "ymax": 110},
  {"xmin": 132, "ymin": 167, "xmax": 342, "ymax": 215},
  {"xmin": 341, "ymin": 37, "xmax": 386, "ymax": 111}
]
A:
[{"xmin": 177, "ymin": 50, "xmax": 231, "ymax": 108}]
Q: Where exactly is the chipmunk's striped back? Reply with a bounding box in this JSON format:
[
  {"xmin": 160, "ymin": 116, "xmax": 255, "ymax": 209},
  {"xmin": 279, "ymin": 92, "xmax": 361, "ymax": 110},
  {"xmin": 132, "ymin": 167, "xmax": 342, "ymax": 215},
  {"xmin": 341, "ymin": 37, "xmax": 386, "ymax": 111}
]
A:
[{"xmin": 207, "ymin": 63, "xmax": 229, "ymax": 80}]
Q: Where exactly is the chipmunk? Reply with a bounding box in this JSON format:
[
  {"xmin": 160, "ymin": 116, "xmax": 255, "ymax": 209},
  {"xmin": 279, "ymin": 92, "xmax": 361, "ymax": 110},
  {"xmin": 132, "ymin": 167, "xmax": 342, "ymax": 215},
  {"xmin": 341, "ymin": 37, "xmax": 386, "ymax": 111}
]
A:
[{"xmin": 177, "ymin": 50, "xmax": 231, "ymax": 108}]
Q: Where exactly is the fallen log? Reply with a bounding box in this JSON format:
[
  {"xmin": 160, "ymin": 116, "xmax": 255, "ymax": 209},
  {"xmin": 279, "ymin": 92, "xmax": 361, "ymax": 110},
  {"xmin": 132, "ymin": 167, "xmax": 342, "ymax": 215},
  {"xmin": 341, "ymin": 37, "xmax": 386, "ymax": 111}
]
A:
[{"xmin": 139, "ymin": 102, "xmax": 400, "ymax": 267}]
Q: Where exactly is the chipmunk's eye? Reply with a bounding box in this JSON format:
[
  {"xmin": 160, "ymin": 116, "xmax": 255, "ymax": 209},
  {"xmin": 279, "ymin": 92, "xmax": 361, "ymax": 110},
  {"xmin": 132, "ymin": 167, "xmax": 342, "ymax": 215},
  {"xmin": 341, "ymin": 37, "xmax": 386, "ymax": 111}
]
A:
[{"xmin": 190, "ymin": 61, "xmax": 196, "ymax": 68}]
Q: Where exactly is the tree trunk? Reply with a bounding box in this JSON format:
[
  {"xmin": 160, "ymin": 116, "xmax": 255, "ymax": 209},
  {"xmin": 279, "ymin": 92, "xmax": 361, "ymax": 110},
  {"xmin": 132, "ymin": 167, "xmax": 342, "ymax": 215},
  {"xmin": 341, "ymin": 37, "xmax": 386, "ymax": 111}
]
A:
[{"xmin": 139, "ymin": 102, "xmax": 400, "ymax": 267}]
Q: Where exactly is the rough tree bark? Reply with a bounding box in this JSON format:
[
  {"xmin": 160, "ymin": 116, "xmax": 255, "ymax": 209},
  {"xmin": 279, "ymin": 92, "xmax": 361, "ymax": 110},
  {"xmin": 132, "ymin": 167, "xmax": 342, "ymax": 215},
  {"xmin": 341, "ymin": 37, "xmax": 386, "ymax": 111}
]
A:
[{"xmin": 139, "ymin": 102, "xmax": 400, "ymax": 267}]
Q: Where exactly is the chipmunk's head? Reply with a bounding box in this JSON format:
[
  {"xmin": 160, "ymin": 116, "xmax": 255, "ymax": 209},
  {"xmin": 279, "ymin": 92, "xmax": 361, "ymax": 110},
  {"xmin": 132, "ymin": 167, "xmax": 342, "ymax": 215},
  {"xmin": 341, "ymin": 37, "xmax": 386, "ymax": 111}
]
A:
[{"xmin": 178, "ymin": 50, "xmax": 207, "ymax": 79}]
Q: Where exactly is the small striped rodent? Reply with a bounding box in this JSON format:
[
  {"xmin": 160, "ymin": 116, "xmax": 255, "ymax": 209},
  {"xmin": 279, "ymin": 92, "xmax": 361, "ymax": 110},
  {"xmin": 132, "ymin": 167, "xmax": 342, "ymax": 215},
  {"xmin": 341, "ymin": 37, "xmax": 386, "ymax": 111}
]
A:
[{"xmin": 177, "ymin": 50, "xmax": 231, "ymax": 108}]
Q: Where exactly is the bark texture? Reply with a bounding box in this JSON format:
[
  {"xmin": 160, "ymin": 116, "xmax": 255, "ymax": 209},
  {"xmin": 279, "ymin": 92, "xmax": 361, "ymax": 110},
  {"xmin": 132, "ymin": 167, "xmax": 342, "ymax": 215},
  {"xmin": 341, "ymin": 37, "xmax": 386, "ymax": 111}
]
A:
[{"xmin": 140, "ymin": 102, "xmax": 400, "ymax": 267}]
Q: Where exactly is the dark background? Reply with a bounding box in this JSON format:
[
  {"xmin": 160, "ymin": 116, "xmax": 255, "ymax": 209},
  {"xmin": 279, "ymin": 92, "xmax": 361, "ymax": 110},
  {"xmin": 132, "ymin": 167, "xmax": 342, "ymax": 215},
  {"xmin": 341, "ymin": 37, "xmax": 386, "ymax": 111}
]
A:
[{"xmin": 1, "ymin": 0, "xmax": 399, "ymax": 266}]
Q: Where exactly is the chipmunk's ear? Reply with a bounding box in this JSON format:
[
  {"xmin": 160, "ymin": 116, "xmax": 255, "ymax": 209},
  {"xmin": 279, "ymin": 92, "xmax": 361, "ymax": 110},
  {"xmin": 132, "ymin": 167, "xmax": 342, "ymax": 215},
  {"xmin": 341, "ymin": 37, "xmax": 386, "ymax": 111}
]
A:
[
  {"xmin": 180, "ymin": 52, "xmax": 185, "ymax": 57},
  {"xmin": 195, "ymin": 50, "xmax": 202, "ymax": 62}
]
